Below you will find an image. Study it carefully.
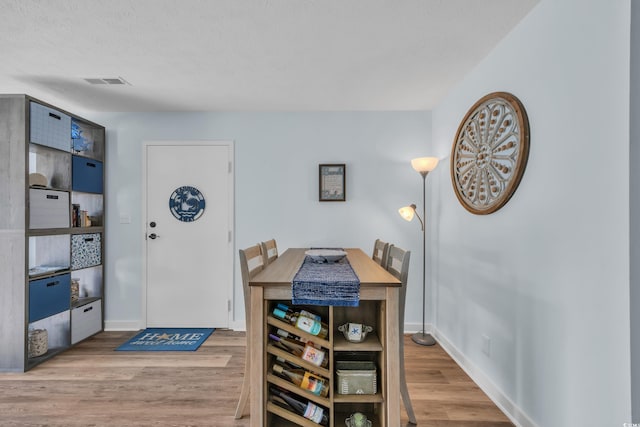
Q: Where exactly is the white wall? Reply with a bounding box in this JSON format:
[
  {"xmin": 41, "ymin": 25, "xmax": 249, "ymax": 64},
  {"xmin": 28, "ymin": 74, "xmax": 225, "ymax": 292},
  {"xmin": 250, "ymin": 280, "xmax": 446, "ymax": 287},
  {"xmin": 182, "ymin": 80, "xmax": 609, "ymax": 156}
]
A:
[
  {"xmin": 631, "ymin": 0, "xmax": 640, "ymax": 420},
  {"xmin": 90, "ymin": 111, "xmax": 432, "ymax": 331},
  {"xmin": 430, "ymin": 0, "xmax": 631, "ymax": 426}
]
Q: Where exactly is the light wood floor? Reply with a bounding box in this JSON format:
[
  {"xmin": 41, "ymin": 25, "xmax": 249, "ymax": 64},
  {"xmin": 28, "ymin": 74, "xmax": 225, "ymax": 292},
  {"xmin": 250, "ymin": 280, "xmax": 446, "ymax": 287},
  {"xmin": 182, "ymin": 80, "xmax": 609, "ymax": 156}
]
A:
[{"xmin": 0, "ymin": 330, "xmax": 513, "ymax": 426}]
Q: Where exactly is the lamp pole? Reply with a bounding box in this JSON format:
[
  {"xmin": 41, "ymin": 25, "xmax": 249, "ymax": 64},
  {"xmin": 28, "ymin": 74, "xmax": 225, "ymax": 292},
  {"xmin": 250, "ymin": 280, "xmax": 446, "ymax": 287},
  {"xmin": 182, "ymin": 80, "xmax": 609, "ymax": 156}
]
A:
[
  {"xmin": 412, "ymin": 170, "xmax": 436, "ymax": 346},
  {"xmin": 399, "ymin": 156, "xmax": 438, "ymax": 346}
]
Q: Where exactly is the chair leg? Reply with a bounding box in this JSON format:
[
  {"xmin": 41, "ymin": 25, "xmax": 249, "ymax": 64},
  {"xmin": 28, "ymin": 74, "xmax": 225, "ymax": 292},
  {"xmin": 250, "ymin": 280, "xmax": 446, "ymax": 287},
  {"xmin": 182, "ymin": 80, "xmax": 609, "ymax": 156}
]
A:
[
  {"xmin": 400, "ymin": 338, "xmax": 417, "ymax": 424},
  {"xmin": 234, "ymin": 351, "xmax": 250, "ymax": 419}
]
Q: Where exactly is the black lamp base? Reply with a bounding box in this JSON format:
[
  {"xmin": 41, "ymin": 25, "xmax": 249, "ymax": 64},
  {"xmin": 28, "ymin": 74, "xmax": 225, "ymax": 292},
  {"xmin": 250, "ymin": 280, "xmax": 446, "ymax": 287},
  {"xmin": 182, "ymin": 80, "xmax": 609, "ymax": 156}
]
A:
[{"xmin": 411, "ymin": 332, "xmax": 436, "ymax": 346}]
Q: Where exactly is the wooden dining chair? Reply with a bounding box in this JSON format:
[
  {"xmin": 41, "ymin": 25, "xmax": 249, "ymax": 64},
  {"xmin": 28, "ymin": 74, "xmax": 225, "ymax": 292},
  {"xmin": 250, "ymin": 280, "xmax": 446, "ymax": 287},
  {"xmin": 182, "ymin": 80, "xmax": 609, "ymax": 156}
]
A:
[
  {"xmin": 260, "ymin": 238, "xmax": 278, "ymax": 266},
  {"xmin": 385, "ymin": 245, "xmax": 417, "ymax": 425},
  {"xmin": 234, "ymin": 244, "xmax": 266, "ymax": 419},
  {"xmin": 372, "ymin": 238, "xmax": 390, "ymax": 266}
]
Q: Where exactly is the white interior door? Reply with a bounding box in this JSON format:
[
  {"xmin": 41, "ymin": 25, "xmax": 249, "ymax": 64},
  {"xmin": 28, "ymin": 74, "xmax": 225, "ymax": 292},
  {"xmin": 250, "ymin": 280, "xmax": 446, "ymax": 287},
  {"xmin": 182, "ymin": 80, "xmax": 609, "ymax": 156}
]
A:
[{"xmin": 144, "ymin": 142, "xmax": 232, "ymax": 328}]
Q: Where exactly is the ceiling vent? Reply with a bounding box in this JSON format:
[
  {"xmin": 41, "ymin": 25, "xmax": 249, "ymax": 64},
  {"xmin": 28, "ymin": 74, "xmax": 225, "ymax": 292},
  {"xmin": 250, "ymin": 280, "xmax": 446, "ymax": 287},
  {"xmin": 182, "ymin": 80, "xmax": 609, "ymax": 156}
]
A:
[{"xmin": 84, "ymin": 77, "xmax": 131, "ymax": 85}]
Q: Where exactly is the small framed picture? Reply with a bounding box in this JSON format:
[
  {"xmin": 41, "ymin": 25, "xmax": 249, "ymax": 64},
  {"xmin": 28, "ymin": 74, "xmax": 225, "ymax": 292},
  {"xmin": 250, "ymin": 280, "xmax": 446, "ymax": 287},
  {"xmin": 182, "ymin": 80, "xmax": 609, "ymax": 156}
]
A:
[{"xmin": 319, "ymin": 164, "xmax": 346, "ymax": 202}]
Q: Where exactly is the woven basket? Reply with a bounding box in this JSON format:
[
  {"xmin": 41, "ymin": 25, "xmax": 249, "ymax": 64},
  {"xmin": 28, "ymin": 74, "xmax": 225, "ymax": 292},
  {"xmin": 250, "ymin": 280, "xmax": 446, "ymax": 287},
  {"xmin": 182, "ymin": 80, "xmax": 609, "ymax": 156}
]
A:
[{"xmin": 28, "ymin": 329, "xmax": 48, "ymax": 358}]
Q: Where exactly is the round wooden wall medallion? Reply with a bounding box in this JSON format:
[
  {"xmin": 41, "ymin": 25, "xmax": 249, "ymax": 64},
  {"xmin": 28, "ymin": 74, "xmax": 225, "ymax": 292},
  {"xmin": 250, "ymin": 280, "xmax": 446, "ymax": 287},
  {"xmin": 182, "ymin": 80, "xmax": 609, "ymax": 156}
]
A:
[{"xmin": 450, "ymin": 92, "xmax": 530, "ymax": 215}]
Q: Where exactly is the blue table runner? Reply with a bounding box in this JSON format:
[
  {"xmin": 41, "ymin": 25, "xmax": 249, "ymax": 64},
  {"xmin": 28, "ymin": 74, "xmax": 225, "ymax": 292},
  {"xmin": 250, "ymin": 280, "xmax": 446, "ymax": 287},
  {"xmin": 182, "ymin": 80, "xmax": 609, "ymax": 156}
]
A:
[{"xmin": 292, "ymin": 255, "xmax": 360, "ymax": 306}]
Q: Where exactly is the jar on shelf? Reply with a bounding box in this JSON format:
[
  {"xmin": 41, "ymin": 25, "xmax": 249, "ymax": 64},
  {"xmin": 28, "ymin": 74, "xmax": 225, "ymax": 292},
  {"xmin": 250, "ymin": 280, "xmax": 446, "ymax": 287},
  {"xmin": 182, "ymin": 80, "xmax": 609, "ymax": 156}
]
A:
[{"xmin": 71, "ymin": 278, "xmax": 80, "ymax": 303}]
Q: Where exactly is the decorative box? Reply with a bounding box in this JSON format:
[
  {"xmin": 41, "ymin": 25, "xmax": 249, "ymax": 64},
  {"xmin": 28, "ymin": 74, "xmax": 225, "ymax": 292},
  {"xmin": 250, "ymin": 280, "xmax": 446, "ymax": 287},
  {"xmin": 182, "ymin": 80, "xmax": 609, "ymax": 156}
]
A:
[
  {"xmin": 336, "ymin": 361, "xmax": 377, "ymax": 395},
  {"xmin": 71, "ymin": 233, "xmax": 101, "ymax": 270}
]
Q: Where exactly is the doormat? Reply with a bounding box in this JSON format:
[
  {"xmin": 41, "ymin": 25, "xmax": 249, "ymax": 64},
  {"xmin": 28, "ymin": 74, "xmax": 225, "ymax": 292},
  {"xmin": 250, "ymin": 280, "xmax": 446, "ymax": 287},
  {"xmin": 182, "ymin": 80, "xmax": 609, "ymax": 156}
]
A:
[{"xmin": 115, "ymin": 328, "xmax": 214, "ymax": 351}]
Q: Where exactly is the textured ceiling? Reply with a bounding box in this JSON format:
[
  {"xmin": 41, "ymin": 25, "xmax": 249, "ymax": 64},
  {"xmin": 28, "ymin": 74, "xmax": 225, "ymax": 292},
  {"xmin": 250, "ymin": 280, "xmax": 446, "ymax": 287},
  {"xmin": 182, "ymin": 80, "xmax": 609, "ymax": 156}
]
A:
[{"xmin": 0, "ymin": 0, "xmax": 539, "ymax": 113}]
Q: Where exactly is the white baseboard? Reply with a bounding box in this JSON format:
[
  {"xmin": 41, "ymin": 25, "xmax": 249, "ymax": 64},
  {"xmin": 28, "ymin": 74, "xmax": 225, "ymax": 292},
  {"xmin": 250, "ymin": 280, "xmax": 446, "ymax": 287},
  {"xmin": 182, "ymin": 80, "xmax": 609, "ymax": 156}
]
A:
[
  {"xmin": 403, "ymin": 321, "xmax": 432, "ymax": 334},
  {"xmin": 433, "ymin": 329, "xmax": 538, "ymax": 427},
  {"xmin": 106, "ymin": 320, "xmax": 246, "ymax": 332},
  {"xmin": 104, "ymin": 320, "xmax": 143, "ymax": 331},
  {"xmin": 228, "ymin": 320, "xmax": 245, "ymax": 331}
]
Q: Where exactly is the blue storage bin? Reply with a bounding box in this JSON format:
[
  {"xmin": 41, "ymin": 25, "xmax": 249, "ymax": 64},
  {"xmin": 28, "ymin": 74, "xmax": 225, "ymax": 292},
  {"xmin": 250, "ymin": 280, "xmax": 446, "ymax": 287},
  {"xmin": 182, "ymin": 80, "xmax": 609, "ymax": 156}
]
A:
[
  {"xmin": 29, "ymin": 273, "xmax": 71, "ymax": 323},
  {"xmin": 72, "ymin": 155, "xmax": 103, "ymax": 194}
]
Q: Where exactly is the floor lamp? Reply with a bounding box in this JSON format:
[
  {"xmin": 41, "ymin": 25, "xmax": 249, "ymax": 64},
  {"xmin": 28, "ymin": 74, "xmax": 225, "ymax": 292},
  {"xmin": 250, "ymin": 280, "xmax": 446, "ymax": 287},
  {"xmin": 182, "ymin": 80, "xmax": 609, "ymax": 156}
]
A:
[{"xmin": 399, "ymin": 156, "xmax": 438, "ymax": 346}]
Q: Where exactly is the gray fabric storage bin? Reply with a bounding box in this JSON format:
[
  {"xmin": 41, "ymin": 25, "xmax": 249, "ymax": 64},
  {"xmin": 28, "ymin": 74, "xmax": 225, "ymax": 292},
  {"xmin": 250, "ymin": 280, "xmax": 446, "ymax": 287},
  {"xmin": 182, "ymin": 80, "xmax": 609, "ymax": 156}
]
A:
[
  {"xmin": 336, "ymin": 360, "xmax": 377, "ymax": 395},
  {"xmin": 29, "ymin": 188, "xmax": 69, "ymax": 229},
  {"xmin": 30, "ymin": 102, "xmax": 71, "ymax": 152},
  {"xmin": 71, "ymin": 299, "xmax": 102, "ymax": 344}
]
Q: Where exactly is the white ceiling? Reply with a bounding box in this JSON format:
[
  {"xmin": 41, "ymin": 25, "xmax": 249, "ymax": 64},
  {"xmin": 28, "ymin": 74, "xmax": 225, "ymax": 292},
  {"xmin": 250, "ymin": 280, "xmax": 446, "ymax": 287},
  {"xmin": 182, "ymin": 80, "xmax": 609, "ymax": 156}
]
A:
[{"xmin": 0, "ymin": 0, "xmax": 539, "ymax": 113}]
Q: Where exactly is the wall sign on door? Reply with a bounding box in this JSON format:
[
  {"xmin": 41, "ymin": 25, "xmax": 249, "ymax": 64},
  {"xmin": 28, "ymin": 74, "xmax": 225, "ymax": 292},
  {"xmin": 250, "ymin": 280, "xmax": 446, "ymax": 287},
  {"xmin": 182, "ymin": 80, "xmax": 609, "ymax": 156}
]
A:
[{"xmin": 169, "ymin": 186, "xmax": 206, "ymax": 222}]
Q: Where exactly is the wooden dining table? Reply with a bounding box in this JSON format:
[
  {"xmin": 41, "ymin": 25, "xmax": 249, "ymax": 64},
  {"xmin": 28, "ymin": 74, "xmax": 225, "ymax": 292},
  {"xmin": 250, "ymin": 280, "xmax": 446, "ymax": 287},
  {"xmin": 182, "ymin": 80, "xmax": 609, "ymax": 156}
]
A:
[{"xmin": 248, "ymin": 247, "xmax": 402, "ymax": 427}]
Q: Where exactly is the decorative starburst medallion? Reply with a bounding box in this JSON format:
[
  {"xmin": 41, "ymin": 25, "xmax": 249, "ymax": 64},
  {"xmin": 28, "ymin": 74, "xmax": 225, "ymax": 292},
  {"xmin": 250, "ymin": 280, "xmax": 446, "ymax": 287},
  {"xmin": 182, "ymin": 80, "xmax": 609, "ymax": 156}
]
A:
[{"xmin": 450, "ymin": 92, "xmax": 530, "ymax": 215}]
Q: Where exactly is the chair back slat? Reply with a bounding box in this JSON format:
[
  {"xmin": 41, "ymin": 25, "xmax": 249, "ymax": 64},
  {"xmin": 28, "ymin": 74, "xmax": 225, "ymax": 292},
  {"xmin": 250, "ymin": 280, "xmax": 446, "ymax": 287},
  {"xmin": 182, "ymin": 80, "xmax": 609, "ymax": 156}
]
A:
[
  {"xmin": 372, "ymin": 239, "xmax": 390, "ymax": 266},
  {"xmin": 260, "ymin": 239, "xmax": 278, "ymax": 266}
]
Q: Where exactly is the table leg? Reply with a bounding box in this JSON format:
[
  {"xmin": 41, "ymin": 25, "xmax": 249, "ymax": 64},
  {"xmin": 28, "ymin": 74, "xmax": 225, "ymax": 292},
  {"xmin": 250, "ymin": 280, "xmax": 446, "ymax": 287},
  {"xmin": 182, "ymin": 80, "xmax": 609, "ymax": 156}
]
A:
[
  {"xmin": 386, "ymin": 286, "xmax": 401, "ymax": 425},
  {"xmin": 250, "ymin": 286, "xmax": 264, "ymax": 427}
]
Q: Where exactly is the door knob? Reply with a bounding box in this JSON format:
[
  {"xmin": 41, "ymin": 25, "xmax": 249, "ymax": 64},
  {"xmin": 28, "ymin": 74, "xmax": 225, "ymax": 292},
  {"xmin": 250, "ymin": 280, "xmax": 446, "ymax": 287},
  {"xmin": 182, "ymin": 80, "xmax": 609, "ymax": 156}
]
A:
[{"xmin": 148, "ymin": 233, "xmax": 158, "ymax": 240}]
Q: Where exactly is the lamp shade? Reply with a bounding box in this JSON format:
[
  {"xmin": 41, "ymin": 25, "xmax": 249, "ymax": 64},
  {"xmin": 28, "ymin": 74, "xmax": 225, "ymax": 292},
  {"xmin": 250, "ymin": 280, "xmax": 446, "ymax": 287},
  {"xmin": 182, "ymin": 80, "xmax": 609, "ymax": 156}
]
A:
[
  {"xmin": 398, "ymin": 205, "xmax": 416, "ymax": 221},
  {"xmin": 411, "ymin": 157, "xmax": 439, "ymax": 173}
]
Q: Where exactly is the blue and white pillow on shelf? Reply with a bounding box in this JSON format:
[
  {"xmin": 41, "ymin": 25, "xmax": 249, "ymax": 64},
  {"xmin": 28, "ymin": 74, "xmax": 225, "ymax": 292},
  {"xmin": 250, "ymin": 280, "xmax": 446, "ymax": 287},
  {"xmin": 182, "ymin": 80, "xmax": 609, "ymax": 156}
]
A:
[{"xmin": 71, "ymin": 121, "xmax": 92, "ymax": 154}]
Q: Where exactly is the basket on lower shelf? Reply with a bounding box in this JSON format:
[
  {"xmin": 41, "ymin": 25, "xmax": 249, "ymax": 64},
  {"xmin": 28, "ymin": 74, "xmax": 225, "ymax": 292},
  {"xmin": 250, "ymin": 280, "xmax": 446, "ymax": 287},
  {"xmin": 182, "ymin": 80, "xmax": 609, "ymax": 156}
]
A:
[
  {"xmin": 336, "ymin": 360, "xmax": 377, "ymax": 395},
  {"xmin": 28, "ymin": 328, "xmax": 48, "ymax": 358}
]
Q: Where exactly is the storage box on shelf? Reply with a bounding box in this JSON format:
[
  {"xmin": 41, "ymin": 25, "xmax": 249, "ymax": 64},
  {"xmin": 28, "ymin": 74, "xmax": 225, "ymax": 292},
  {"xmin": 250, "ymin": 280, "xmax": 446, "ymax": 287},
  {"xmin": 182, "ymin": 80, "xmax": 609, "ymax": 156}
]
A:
[
  {"xmin": 30, "ymin": 102, "xmax": 72, "ymax": 152},
  {"xmin": 72, "ymin": 155, "xmax": 103, "ymax": 194},
  {"xmin": 29, "ymin": 273, "xmax": 71, "ymax": 322},
  {"xmin": 29, "ymin": 188, "xmax": 70, "ymax": 229},
  {"xmin": 71, "ymin": 299, "xmax": 102, "ymax": 344},
  {"xmin": 71, "ymin": 233, "xmax": 102, "ymax": 270},
  {"xmin": 0, "ymin": 94, "xmax": 105, "ymax": 372}
]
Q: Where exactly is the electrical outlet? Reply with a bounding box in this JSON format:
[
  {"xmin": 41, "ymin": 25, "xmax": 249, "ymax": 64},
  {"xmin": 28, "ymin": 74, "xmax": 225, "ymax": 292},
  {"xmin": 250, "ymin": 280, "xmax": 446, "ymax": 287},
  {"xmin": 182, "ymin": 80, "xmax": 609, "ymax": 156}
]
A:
[{"xmin": 482, "ymin": 334, "xmax": 491, "ymax": 357}]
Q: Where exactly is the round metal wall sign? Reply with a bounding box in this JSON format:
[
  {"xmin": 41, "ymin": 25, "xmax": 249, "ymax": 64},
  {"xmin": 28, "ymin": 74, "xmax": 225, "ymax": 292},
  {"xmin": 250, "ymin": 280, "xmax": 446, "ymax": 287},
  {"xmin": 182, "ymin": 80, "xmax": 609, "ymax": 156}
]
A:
[
  {"xmin": 169, "ymin": 186, "xmax": 206, "ymax": 222},
  {"xmin": 450, "ymin": 92, "xmax": 530, "ymax": 215}
]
